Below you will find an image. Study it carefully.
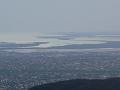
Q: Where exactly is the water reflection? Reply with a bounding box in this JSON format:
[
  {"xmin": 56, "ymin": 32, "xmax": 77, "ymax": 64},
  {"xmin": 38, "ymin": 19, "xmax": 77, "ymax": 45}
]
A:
[{"xmin": 0, "ymin": 32, "xmax": 120, "ymax": 48}]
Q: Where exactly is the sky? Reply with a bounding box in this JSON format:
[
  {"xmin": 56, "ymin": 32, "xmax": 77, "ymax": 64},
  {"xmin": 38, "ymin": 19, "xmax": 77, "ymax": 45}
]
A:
[{"xmin": 0, "ymin": 0, "xmax": 120, "ymax": 34}]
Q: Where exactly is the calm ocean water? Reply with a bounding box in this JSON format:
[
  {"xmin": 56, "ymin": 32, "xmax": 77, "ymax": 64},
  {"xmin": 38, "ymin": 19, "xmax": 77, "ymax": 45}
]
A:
[{"xmin": 0, "ymin": 32, "xmax": 120, "ymax": 48}]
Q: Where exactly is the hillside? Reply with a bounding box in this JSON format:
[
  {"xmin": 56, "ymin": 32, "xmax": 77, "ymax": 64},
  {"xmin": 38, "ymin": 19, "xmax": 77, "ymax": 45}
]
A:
[{"xmin": 29, "ymin": 78, "xmax": 120, "ymax": 90}]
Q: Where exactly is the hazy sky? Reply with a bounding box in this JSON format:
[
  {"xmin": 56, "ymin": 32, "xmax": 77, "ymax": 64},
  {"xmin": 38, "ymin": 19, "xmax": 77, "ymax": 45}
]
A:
[{"xmin": 0, "ymin": 0, "xmax": 120, "ymax": 34}]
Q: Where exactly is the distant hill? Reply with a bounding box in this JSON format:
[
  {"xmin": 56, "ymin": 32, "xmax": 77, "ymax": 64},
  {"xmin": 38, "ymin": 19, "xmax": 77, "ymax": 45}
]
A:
[{"xmin": 29, "ymin": 78, "xmax": 120, "ymax": 90}]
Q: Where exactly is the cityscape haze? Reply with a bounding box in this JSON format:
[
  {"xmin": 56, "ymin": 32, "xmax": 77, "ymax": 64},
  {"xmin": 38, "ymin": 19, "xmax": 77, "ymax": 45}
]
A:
[{"xmin": 0, "ymin": 0, "xmax": 120, "ymax": 90}]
